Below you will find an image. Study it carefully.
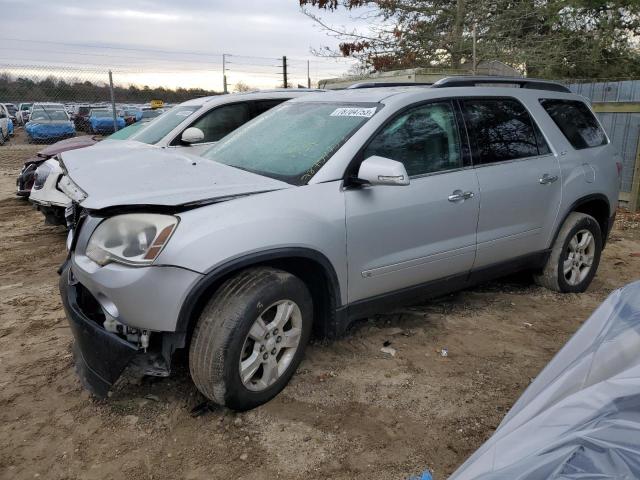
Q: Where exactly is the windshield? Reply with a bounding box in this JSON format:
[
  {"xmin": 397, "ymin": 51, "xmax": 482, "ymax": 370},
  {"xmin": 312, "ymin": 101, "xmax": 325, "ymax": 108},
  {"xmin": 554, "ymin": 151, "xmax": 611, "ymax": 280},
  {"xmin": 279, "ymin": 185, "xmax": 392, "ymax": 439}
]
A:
[
  {"xmin": 90, "ymin": 110, "xmax": 112, "ymax": 118},
  {"xmin": 107, "ymin": 123, "xmax": 142, "ymax": 140},
  {"xmin": 128, "ymin": 105, "xmax": 199, "ymax": 145},
  {"xmin": 203, "ymin": 102, "xmax": 378, "ymax": 184},
  {"xmin": 30, "ymin": 106, "xmax": 69, "ymax": 121},
  {"xmin": 5, "ymin": 104, "xmax": 17, "ymax": 114},
  {"xmin": 141, "ymin": 109, "xmax": 164, "ymax": 119},
  {"xmin": 20, "ymin": 103, "xmax": 32, "ymax": 111}
]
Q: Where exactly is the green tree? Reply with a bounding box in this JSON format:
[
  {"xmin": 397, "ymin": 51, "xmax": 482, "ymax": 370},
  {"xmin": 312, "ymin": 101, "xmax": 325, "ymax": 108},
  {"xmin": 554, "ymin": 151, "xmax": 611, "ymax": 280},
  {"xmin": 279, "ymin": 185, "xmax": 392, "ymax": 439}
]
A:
[{"xmin": 300, "ymin": 0, "xmax": 640, "ymax": 78}]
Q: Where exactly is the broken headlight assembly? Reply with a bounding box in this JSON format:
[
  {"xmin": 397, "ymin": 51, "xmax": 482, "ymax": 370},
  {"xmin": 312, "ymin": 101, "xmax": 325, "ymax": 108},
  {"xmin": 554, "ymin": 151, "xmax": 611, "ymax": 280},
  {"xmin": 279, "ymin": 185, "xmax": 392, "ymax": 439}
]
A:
[
  {"xmin": 33, "ymin": 163, "xmax": 52, "ymax": 190},
  {"xmin": 58, "ymin": 175, "xmax": 87, "ymax": 202},
  {"xmin": 86, "ymin": 213, "xmax": 179, "ymax": 266}
]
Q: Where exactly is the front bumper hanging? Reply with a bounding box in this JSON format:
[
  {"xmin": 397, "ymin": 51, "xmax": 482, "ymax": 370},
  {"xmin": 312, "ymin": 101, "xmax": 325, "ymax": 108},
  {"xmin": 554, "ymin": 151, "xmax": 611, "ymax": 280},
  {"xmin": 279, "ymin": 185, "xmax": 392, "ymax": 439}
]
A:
[{"xmin": 59, "ymin": 265, "xmax": 137, "ymax": 397}]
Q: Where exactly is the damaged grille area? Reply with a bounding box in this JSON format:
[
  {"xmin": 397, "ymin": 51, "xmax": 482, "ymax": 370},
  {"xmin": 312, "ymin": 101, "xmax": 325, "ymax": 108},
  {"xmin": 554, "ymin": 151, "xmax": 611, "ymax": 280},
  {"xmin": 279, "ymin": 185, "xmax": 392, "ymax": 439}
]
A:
[{"xmin": 75, "ymin": 282, "xmax": 106, "ymax": 327}]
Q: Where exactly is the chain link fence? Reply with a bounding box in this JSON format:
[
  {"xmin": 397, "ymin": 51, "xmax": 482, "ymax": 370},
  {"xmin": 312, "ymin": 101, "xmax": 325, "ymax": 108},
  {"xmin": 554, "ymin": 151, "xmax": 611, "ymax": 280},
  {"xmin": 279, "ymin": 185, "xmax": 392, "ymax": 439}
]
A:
[{"xmin": 0, "ymin": 64, "xmax": 228, "ymax": 144}]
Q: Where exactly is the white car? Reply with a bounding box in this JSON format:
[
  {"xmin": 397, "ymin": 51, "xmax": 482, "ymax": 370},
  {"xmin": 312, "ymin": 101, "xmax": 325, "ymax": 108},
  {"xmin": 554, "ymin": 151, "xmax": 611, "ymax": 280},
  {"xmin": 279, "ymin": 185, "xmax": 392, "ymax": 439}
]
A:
[
  {"xmin": 29, "ymin": 159, "xmax": 69, "ymax": 224},
  {"xmin": 29, "ymin": 89, "xmax": 322, "ymax": 225},
  {"xmin": 16, "ymin": 102, "xmax": 33, "ymax": 125},
  {"xmin": 0, "ymin": 104, "xmax": 9, "ymax": 145}
]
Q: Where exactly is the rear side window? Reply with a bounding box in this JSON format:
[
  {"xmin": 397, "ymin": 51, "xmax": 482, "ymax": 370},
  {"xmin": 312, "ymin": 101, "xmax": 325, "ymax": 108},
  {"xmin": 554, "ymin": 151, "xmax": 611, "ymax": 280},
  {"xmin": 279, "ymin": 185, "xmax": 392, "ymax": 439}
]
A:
[
  {"xmin": 539, "ymin": 99, "xmax": 607, "ymax": 149},
  {"xmin": 252, "ymin": 99, "xmax": 286, "ymax": 118},
  {"xmin": 461, "ymin": 98, "xmax": 545, "ymax": 164}
]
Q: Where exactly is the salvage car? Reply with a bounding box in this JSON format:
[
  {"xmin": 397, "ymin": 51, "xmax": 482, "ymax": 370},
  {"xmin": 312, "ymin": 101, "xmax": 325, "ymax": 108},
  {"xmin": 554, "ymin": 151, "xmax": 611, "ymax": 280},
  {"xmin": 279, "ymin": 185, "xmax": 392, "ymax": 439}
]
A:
[
  {"xmin": 58, "ymin": 77, "xmax": 619, "ymax": 410},
  {"xmin": 122, "ymin": 108, "xmax": 142, "ymax": 125},
  {"xmin": 35, "ymin": 89, "xmax": 319, "ymax": 226},
  {"xmin": 0, "ymin": 103, "xmax": 9, "ymax": 145},
  {"xmin": 72, "ymin": 104, "xmax": 103, "ymax": 131},
  {"xmin": 28, "ymin": 127, "xmax": 145, "ymax": 222},
  {"xmin": 16, "ymin": 135, "xmax": 100, "ymax": 197},
  {"xmin": 3, "ymin": 103, "xmax": 18, "ymax": 123},
  {"xmin": 25, "ymin": 103, "xmax": 75, "ymax": 143},
  {"xmin": 88, "ymin": 109, "xmax": 126, "ymax": 134},
  {"xmin": 16, "ymin": 102, "xmax": 32, "ymax": 125}
]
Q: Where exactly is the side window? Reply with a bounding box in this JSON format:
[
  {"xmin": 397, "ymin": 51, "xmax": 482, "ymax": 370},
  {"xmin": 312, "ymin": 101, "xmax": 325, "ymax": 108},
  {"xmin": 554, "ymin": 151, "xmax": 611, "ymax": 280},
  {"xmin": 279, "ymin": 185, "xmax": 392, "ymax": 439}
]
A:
[
  {"xmin": 188, "ymin": 103, "xmax": 250, "ymax": 143},
  {"xmin": 539, "ymin": 99, "xmax": 607, "ymax": 149},
  {"xmin": 462, "ymin": 98, "xmax": 540, "ymax": 164},
  {"xmin": 363, "ymin": 101, "xmax": 462, "ymax": 177},
  {"xmin": 252, "ymin": 100, "xmax": 286, "ymax": 118}
]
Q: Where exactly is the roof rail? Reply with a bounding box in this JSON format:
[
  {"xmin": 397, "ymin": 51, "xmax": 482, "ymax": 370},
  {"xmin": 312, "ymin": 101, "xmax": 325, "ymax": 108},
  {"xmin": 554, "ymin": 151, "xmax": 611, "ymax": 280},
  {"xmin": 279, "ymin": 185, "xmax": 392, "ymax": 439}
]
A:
[
  {"xmin": 347, "ymin": 82, "xmax": 433, "ymax": 89},
  {"xmin": 432, "ymin": 76, "xmax": 571, "ymax": 93}
]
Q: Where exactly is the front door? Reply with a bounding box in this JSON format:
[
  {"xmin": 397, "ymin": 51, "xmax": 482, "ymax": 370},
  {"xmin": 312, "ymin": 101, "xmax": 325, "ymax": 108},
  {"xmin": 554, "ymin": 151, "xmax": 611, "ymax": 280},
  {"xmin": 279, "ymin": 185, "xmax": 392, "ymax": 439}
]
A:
[
  {"xmin": 345, "ymin": 100, "xmax": 480, "ymax": 303},
  {"xmin": 176, "ymin": 102, "xmax": 251, "ymax": 155},
  {"xmin": 459, "ymin": 97, "xmax": 562, "ymax": 268}
]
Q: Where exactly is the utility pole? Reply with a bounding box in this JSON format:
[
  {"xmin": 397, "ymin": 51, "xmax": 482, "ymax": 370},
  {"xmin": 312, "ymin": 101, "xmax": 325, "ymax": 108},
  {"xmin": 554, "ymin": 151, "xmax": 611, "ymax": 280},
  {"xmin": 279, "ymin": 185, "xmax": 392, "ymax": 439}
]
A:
[
  {"xmin": 108, "ymin": 70, "xmax": 118, "ymax": 132},
  {"xmin": 307, "ymin": 60, "xmax": 311, "ymax": 89},
  {"xmin": 282, "ymin": 56, "xmax": 288, "ymax": 88},
  {"xmin": 472, "ymin": 23, "xmax": 477, "ymax": 75},
  {"xmin": 222, "ymin": 54, "xmax": 228, "ymax": 94}
]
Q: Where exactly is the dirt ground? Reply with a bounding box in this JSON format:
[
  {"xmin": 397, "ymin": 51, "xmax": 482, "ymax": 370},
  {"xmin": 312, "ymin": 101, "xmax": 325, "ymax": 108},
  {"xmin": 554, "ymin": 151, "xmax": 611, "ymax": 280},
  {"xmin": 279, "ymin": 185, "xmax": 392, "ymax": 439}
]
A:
[{"xmin": 1, "ymin": 140, "xmax": 639, "ymax": 480}]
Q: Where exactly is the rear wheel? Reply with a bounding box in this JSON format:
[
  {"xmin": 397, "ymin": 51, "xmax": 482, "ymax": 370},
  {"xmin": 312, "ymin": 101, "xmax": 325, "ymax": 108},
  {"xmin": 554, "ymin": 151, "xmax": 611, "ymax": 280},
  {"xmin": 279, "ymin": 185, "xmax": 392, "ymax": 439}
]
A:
[
  {"xmin": 189, "ymin": 267, "xmax": 313, "ymax": 411},
  {"xmin": 534, "ymin": 212, "xmax": 602, "ymax": 293}
]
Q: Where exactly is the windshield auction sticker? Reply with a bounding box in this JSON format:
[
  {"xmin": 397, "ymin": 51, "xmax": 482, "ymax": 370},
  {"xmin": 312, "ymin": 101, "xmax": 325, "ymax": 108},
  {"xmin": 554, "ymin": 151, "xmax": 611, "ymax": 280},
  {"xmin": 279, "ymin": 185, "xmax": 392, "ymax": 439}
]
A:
[{"xmin": 330, "ymin": 107, "xmax": 377, "ymax": 118}]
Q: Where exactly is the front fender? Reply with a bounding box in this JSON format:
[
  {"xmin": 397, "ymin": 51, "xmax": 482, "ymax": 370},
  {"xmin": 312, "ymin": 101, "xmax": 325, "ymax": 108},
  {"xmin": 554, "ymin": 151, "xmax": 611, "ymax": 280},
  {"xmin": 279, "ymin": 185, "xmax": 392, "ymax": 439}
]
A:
[{"xmin": 157, "ymin": 181, "xmax": 348, "ymax": 305}]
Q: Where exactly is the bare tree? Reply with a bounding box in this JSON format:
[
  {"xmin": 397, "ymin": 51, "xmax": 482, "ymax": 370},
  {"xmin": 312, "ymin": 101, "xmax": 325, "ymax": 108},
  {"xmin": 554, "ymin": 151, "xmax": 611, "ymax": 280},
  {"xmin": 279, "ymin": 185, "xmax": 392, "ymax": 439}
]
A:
[{"xmin": 234, "ymin": 80, "xmax": 253, "ymax": 92}]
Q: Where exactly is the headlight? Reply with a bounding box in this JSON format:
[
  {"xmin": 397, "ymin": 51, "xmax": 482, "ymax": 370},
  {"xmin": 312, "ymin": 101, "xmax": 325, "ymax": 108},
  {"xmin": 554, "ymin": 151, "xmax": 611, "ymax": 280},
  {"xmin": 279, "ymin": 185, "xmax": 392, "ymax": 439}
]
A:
[
  {"xmin": 58, "ymin": 175, "xmax": 87, "ymax": 202},
  {"xmin": 33, "ymin": 164, "xmax": 51, "ymax": 190},
  {"xmin": 86, "ymin": 214, "xmax": 179, "ymax": 266}
]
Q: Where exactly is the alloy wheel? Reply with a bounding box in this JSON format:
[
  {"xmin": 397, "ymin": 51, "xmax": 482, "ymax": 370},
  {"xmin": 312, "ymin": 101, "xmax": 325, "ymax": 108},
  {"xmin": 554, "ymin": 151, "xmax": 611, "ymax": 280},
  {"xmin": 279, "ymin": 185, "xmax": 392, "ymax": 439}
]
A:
[
  {"xmin": 563, "ymin": 229, "xmax": 595, "ymax": 286},
  {"xmin": 239, "ymin": 300, "xmax": 303, "ymax": 391}
]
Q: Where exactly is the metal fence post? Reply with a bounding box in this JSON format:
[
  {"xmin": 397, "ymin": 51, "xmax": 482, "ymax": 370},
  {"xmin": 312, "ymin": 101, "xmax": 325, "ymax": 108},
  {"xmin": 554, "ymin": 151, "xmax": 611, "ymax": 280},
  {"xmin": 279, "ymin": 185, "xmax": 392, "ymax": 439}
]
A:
[
  {"xmin": 222, "ymin": 54, "xmax": 228, "ymax": 94},
  {"xmin": 282, "ymin": 56, "xmax": 288, "ymax": 88},
  {"xmin": 108, "ymin": 70, "xmax": 118, "ymax": 132}
]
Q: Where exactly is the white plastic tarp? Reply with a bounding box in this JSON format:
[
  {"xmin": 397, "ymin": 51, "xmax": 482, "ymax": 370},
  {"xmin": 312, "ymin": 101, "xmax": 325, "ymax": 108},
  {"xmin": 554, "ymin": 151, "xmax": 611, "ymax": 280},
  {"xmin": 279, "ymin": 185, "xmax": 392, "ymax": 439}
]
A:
[{"xmin": 450, "ymin": 280, "xmax": 640, "ymax": 480}]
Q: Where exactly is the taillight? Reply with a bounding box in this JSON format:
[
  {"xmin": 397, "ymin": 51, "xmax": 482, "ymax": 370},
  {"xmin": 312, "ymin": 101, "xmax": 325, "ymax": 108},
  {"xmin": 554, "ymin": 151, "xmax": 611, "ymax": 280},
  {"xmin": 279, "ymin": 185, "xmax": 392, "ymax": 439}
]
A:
[{"xmin": 616, "ymin": 162, "xmax": 623, "ymax": 177}]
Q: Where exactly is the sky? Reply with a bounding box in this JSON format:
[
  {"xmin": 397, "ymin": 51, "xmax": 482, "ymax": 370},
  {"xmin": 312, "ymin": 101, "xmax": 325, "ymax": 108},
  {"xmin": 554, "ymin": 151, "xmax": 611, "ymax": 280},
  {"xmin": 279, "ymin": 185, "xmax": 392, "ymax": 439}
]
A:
[{"xmin": 0, "ymin": 0, "xmax": 364, "ymax": 90}]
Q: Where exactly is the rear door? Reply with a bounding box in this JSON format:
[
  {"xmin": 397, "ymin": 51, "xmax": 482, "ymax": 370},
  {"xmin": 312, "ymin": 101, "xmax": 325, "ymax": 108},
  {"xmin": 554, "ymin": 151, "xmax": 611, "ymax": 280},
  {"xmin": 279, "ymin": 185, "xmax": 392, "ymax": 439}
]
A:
[
  {"xmin": 460, "ymin": 97, "xmax": 562, "ymax": 268},
  {"xmin": 345, "ymin": 100, "xmax": 480, "ymax": 303}
]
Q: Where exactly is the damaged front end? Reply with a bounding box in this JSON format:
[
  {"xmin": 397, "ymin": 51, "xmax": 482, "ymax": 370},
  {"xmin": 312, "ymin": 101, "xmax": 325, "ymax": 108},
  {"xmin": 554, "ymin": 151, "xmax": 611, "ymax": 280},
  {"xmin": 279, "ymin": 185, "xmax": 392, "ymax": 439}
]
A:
[
  {"xmin": 16, "ymin": 157, "xmax": 45, "ymax": 196},
  {"xmin": 59, "ymin": 265, "xmax": 176, "ymax": 397}
]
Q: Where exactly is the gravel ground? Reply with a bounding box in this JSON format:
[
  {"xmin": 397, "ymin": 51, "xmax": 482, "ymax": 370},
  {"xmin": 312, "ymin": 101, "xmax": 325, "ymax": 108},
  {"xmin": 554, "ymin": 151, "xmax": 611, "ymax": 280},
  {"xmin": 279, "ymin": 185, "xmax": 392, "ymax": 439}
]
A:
[{"xmin": 1, "ymin": 141, "xmax": 639, "ymax": 480}]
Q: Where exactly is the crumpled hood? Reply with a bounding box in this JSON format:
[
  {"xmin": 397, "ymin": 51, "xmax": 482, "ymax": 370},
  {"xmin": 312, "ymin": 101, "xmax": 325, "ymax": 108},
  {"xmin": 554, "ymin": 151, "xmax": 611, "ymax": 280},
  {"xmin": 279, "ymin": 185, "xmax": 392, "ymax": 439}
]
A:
[{"xmin": 61, "ymin": 141, "xmax": 291, "ymax": 210}]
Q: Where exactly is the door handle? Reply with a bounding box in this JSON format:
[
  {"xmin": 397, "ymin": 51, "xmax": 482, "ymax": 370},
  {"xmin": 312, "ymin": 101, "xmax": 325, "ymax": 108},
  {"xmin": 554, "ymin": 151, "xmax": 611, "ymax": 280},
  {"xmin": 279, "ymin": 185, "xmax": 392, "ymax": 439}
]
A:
[
  {"xmin": 448, "ymin": 190, "xmax": 475, "ymax": 202},
  {"xmin": 539, "ymin": 174, "xmax": 559, "ymax": 185}
]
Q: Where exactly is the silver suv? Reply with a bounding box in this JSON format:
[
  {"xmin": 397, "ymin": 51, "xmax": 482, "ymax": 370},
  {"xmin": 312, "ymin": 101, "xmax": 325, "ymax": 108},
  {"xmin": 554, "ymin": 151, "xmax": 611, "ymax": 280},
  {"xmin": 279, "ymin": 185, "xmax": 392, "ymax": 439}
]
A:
[{"xmin": 58, "ymin": 77, "xmax": 620, "ymax": 410}]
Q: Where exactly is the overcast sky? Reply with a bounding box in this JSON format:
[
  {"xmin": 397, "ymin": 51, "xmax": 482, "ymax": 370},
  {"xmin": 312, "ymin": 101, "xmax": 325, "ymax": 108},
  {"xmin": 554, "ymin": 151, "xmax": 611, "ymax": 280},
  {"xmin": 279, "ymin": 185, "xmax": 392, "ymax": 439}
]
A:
[{"xmin": 0, "ymin": 0, "xmax": 363, "ymax": 89}]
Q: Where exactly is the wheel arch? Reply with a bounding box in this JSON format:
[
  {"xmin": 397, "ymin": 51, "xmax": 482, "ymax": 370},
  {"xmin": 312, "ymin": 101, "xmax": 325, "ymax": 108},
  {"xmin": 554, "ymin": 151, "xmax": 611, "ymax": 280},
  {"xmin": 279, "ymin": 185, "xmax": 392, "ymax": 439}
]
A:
[
  {"xmin": 551, "ymin": 194, "xmax": 611, "ymax": 248},
  {"xmin": 175, "ymin": 248, "xmax": 343, "ymax": 344}
]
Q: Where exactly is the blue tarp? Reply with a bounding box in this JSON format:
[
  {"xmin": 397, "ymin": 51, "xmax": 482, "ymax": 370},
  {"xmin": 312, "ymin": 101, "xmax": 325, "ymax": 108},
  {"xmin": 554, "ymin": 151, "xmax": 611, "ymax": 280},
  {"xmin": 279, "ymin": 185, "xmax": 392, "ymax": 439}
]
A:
[
  {"xmin": 26, "ymin": 121, "xmax": 75, "ymax": 140},
  {"xmin": 8, "ymin": 118, "xmax": 13, "ymax": 136},
  {"xmin": 90, "ymin": 116, "xmax": 125, "ymax": 133},
  {"xmin": 449, "ymin": 280, "xmax": 640, "ymax": 480}
]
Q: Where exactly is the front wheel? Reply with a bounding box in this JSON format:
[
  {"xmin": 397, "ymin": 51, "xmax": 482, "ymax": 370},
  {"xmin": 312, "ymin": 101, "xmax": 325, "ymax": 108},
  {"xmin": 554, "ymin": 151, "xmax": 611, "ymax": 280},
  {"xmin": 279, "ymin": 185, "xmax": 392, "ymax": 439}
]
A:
[
  {"xmin": 189, "ymin": 267, "xmax": 313, "ymax": 411},
  {"xmin": 534, "ymin": 212, "xmax": 602, "ymax": 293}
]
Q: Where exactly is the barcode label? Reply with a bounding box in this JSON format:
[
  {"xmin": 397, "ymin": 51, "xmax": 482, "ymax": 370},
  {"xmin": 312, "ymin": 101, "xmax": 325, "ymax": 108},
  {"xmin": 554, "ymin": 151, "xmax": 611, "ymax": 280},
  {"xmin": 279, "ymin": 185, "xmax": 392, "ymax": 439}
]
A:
[{"xmin": 330, "ymin": 107, "xmax": 376, "ymax": 118}]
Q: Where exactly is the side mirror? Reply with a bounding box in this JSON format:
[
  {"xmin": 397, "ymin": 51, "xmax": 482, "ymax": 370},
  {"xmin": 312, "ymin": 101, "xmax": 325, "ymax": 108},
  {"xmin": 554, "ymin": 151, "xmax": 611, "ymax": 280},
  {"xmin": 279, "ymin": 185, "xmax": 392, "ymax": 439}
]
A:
[
  {"xmin": 357, "ymin": 155, "xmax": 410, "ymax": 186},
  {"xmin": 181, "ymin": 127, "xmax": 205, "ymax": 144}
]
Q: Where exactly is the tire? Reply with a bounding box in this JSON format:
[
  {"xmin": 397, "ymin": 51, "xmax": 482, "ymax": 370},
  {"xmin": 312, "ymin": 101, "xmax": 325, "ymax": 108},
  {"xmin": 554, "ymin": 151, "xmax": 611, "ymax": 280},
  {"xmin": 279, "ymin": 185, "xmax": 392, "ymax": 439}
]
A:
[
  {"xmin": 189, "ymin": 267, "xmax": 313, "ymax": 411},
  {"xmin": 534, "ymin": 212, "xmax": 602, "ymax": 293}
]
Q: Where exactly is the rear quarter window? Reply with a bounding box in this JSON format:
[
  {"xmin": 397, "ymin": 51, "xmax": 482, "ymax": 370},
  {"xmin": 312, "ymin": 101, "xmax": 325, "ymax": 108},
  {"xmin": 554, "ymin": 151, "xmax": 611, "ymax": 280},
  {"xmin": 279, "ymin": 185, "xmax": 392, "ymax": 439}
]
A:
[{"xmin": 539, "ymin": 99, "xmax": 607, "ymax": 150}]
